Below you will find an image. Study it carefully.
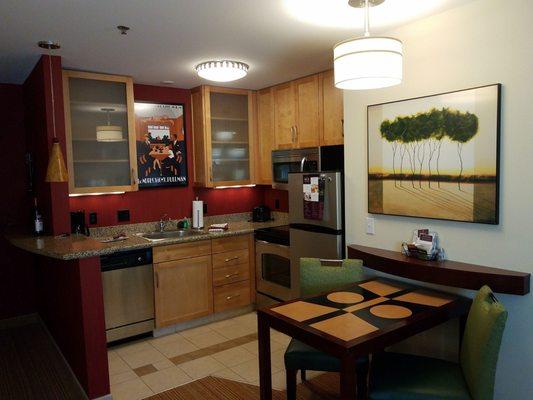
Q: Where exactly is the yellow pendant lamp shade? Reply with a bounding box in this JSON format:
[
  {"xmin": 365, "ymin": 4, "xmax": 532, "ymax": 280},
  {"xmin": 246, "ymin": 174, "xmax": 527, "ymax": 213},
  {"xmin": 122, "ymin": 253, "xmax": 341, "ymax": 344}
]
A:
[{"xmin": 45, "ymin": 138, "xmax": 69, "ymax": 182}]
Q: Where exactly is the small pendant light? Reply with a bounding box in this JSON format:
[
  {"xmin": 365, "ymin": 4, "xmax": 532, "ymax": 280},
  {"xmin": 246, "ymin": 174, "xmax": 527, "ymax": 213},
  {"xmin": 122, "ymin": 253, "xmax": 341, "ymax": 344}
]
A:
[
  {"xmin": 39, "ymin": 40, "xmax": 69, "ymax": 183},
  {"xmin": 96, "ymin": 108, "xmax": 123, "ymax": 142},
  {"xmin": 333, "ymin": 0, "xmax": 403, "ymax": 90}
]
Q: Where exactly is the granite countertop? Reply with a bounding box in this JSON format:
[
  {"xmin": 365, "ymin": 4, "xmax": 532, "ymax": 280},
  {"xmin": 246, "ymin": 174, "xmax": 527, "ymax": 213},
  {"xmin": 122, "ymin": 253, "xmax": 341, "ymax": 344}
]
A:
[{"xmin": 8, "ymin": 213, "xmax": 287, "ymax": 261}]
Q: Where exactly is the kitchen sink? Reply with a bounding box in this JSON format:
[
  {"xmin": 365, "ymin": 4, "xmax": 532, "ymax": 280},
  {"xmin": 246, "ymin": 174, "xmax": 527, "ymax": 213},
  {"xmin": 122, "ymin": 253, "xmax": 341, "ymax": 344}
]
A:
[{"xmin": 139, "ymin": 229, "xmax": 205, "ymax": 241}]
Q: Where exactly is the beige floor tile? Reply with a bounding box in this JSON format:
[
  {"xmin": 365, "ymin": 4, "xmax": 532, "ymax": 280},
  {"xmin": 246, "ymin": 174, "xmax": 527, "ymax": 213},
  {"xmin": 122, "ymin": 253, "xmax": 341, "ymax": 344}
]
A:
[
  {"xmin": 178, "ymin": 355, "xmax": 226, "ymax": 379},
  {"xmin": 212, "ymin": 346, "xmax": 256, "ymax": 368},
  {"xmin": 141, "ymin": 366, "xmax": 192, "ymax": 394},
  {"xmin": 115, "ymin": 340, "xmax": 153, "ymax": 357},
  {"xmin": 187, "ymin": 331, "xmax": 228, "ymax": 349},
  {"xmin": 120, "ymin": 347, "xmax": 166, "ymax": 369},
  {"xmin": 211, "ymin": 367, "xmax": 247, "ymax": 383},
  {"xmin": 152, "ymin": 358, "xmax": 175, "ymax": 370},
  {"xmin": 207, "ymin": 318, "xmax": 238, "ymax": 330},
  {"xmin": 270, "ymin": 349, "xmax": 287, "ymax": 371},
  {"xmin": 150, "ymin": 335, "xmax": 198, "ymax": 358},
  {"xmin": 111, "ymin": 377, "xmax": 153, "ymax": 400},
  {"xmin": 306, "ymin": 370, "xmax": 326, "ymax": 380},
  {"xmin": 108, "ymin": 354, "xmax": 131, "ymax": 375},
  {"xmin": 271, "ymin": 331, "xmax": 292, "ymax": 346},
  {"xmin": 212, "ymin": 323, "xmax": 256, "ymax": 340},
  {"xmin": 150, "ymin": 333, "xmax": 185, "ymax": 347},
  {"xmin": 230, "ymin": 357, "xmax": 280, "ymax": 383},
  {"xmin": 231, "ymin": 312, "xmax": 257, "ymax": 327},
  {"xmin": 179, "ymin": 324, "xmax": 213, "ymax": 339},
  {"xmin": 110, "ymin": 369, "xmax": 138, "ymax": 386},
  {"xmin": 108, "ymin": 350, "xmax": 119, "ymax": 362},
  {"xmin": 271, "ymin": 370, "xmax": 288, "ymax": 391},
  {"xmin": 240, "ymin": 339, "xmax": 284, "ymax": 355}
]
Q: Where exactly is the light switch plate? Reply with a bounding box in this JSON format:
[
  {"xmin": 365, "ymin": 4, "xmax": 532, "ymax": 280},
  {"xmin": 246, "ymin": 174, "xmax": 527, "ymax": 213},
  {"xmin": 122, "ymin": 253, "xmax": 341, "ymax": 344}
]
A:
[{"xmin": 366, "ymin": 217, "xmax": 375, "ymax": 235}]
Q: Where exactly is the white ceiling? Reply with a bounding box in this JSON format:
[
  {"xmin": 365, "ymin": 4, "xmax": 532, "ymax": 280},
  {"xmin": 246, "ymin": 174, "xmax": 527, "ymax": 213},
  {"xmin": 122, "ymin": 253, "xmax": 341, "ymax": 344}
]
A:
[{"xmin": 0, "ymin": 0, "xmax": 473, "ymax": 89}]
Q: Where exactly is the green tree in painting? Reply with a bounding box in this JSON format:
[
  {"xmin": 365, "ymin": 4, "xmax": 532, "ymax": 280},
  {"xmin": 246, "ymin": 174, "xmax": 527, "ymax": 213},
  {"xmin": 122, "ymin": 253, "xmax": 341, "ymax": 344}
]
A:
[
  {"xmin": 380, "ymin": 108, "xmax": 479, "ymax": 189},
  {"xmin": 443, "ymin": 109, "xmax": 479, "ymax": 190}
]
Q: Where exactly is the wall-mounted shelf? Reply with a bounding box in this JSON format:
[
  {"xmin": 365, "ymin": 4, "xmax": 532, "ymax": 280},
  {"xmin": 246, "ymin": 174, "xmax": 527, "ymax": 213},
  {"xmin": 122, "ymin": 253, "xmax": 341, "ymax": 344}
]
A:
[{"xmin": 347, "ymin": 244, "xmax": 530, "ymax": 295}]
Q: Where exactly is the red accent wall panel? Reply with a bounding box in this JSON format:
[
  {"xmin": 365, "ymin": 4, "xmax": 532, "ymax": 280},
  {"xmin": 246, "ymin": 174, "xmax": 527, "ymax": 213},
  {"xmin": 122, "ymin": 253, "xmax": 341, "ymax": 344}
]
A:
[{"xmin": 263, "ymin": 187, "xmax": 289, "ymax": 212}]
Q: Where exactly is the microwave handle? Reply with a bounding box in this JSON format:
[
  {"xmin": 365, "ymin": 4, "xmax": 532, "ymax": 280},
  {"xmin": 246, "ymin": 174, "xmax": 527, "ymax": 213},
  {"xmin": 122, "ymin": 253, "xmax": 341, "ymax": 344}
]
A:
[{"xmin": 300, "ymin": 156, "xmax": 307, "ymax": 172}]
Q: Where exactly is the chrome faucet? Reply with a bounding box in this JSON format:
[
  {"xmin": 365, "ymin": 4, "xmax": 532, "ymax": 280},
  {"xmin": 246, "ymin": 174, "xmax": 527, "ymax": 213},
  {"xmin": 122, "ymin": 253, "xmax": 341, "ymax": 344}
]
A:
[{"xmin": 158, "ymin": 214, "xmax": 170, "ymax": 232}]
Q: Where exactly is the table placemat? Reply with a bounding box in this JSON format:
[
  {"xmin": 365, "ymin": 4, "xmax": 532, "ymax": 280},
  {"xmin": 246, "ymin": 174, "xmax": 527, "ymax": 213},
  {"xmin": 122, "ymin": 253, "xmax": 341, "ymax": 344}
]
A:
[
  {"xmin": 393, "ymin": 290, "xmax": 454, "ymax": 307},
  {"xmin": 359, "ymin": 280, "xmax": 407, "ymax": 296},
  {"xmin": 370, "ymin": 304, "xmax": 413, "ymax": 319},
  {"xmin": 326, "ymin": 292, "xmax": 364, "ymax": 304},
  {"xmin": 271, "ymin": 301, "xmax": 338, "ymax": 322},
  {"xmin": 343, "ymin": 297, "xmax": 389, "ymax": 313},
  {"xmin": 310, "ymin": 313, "xmax": 379, "ymax": 341}
]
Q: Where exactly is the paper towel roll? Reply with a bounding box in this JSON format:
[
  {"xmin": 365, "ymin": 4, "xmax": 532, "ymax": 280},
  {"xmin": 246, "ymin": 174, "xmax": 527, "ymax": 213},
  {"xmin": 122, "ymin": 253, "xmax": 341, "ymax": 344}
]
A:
[{"xmin": 192, "ymin": 199, "xmax": 204, "ymax": 229}]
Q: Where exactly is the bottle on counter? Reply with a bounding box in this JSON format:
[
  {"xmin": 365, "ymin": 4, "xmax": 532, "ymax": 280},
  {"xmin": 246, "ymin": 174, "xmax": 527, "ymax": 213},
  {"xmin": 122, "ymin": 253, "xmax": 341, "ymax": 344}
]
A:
[{"xmin": 33, "ymin": 197, "xmax": 44, "ymax": 236}]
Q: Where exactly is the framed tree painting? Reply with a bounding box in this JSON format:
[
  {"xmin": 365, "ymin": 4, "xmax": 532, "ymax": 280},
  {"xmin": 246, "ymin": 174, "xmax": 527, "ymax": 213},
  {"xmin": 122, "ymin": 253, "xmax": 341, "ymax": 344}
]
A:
[
  {"xmin": 367, "ymin": 84, "xmax": 501, "ymax": 224},
  {"xmin": 134, "ymin": 102, "xmax": 188, "ymax": 188}
]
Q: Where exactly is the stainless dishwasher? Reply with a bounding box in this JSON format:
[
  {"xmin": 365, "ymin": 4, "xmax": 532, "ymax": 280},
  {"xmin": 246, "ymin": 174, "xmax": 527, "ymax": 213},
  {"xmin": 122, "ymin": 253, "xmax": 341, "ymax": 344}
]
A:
[{"xmin": 101, "ymin": 248, "xmax": 154, "ymax": 343}]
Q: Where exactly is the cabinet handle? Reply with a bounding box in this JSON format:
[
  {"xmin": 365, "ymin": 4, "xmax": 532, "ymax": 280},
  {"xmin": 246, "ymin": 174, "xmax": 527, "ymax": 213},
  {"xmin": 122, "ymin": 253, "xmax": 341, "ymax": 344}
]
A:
[
  {"xmin": 209, "ymin": 165, "xmax": 213, "ymax": 182},
  {"xmin": 224, "ymin": 256, "xmax": 239, "ymax": 262},
  {"xmin": 155, "ymin": 272, "xmax": 159, "ymax": 288},
  {"xmin": 131, "ymin": 168, "xmax": 136, "ymax": 185},
  {"xmin": 294, "ymin": 125, "xmax": 298, "ymax": 143},
  {"xmin": 226, "ymin": 294, "xmax": 241, "ymax": 301},
  {"xmin": 341, "ymin": 119, "xmax": 344, "ymax": 137},
  {"xmin": 290, "ymin": 126, "xmax": 294, "ymax": 143},
  {"xmin": 225, "ymin": 272, "xmax": 239, "ymax": 279}
]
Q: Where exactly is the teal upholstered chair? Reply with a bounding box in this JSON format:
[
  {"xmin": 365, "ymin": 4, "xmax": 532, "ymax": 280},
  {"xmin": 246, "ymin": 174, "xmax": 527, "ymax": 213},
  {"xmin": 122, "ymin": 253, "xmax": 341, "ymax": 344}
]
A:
[
  {"xmin": 369, "ymin": 285, "xmax": 507, "ymax": 400},
  {"xmin": 284, "ymin": 257, "xmax": 366, "ymax": 400}
]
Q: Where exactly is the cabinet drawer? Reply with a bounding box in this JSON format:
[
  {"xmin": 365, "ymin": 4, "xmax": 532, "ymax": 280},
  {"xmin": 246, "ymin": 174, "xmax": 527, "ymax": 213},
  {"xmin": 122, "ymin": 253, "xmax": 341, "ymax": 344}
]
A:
[
  {"xmin": 213, "ymin": 263, "xmax": 250, "ymax": 287},
  {"xmin": 212, "ymin": 248, "xmax": 249, "ymax": 269},
  {"xmin": 213, "ymin": 280, "xmax": 251, "ymax": 313},
  {"xmin": 212, "ymin": 235, "xmax": 249, "ymax": 254},
  {"xmin": 153, "ymin": 240, "xmax": 211, "ymax": 263}
]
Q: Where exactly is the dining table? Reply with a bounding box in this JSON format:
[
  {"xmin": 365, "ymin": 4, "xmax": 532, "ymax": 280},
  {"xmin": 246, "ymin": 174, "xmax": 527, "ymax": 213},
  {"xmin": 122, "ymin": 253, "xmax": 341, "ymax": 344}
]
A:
[{"xmin": 257, "ymin": 277, "xmax": 471, "ymax": 400}]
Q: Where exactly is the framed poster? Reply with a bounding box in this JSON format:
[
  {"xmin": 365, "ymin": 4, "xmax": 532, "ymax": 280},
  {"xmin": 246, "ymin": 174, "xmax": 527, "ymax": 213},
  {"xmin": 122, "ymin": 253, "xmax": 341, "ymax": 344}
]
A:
[
  {"xmin": 367, "ymin": 84, "xmax": 501, "ymax": 224},
  {"xmin": 134, "ymin": 102, "xmax": 188, "ymax": 188}
]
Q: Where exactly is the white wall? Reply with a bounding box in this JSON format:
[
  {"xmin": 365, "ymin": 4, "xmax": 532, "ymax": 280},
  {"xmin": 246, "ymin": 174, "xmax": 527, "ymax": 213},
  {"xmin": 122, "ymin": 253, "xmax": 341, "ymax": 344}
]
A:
[{"xmin": 343, "ymin": 0, "xmax": 532, "ymax": 398}]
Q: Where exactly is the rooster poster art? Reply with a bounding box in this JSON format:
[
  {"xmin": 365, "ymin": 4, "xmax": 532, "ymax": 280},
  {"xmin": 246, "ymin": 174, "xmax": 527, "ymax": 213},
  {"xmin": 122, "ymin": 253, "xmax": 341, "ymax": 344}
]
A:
[
  {"xmin": 367, "ymin": 84, "xmax": 501, "ymax": 224},
  {"xmin": 134, "ymin": 102, "xmax": 188, "ymax": 188}
]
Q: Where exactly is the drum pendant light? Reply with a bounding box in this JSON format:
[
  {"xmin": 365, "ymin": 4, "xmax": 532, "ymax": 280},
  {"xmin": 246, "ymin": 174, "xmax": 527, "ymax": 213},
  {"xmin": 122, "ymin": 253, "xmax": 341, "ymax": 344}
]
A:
[
  {"xmin": 39, "ymin": 41, "xmax": 69, "ymax": 183},
  {"xmin": 334, "ymin": 0, "xmax": 403, "ymax": 90},
  {"xmin": 96, "ymin": 108, "xmax": 123, "ymax": 142}
]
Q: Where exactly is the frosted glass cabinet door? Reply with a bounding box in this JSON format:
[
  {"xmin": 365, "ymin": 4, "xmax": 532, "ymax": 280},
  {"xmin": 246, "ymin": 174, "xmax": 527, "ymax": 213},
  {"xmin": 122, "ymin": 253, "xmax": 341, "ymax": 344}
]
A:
[
  {"xmin": 209, "ymin": 92, "xmax": 251, "ymax": 183},
  {"xmin": 63, "ymin": 70, "xmax": 137, "ymax": 194}
]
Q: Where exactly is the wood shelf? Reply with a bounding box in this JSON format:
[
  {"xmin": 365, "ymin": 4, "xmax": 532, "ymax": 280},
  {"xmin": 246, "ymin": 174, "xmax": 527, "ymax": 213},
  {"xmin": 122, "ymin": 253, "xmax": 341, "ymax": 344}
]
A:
[
  {"xmin": 72, "ymin": 138, "xmax": 127, "ymax": 143},
  {"xmin": 212, "ymin": 158, "xmax": 249, "ymax": 163},
  {"xmin": 211, "ymin": 141, "xmax": 249, "ymax": 145},
  {"xmin": 347, "ymin": 244, "xmax": 530, "ymax": 295},
  {"xmin": 73, "ymin": 159, "xmax": 129, "ymax": 163},
  {"xmin": 211, "ymin": 116, "xmax": 248, "ymax": 122}
]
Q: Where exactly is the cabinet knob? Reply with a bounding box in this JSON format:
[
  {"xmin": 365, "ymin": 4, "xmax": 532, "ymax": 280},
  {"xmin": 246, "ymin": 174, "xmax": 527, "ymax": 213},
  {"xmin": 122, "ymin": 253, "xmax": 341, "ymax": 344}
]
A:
[
  {"xmin": 224, "ymin": 272, "xmax": 239, "ymax": 279},
  {"xmin": 226, "ymin": 293, "xmax": 241, "ymax": 301},
  {"xmin": 224, "ymin": 256, "xmax": 239, "ymax": 263}
]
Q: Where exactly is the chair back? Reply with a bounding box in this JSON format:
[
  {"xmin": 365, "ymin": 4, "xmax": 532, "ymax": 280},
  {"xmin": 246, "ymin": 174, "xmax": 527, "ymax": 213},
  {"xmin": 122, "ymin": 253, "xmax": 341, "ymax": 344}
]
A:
[
  {"xmin": 299, "ymin": 258, "xmax": 365, "ymax": 297},
  {"xmin": 460, "ymin": 285, "xmax": 507, "ymax": 400}
]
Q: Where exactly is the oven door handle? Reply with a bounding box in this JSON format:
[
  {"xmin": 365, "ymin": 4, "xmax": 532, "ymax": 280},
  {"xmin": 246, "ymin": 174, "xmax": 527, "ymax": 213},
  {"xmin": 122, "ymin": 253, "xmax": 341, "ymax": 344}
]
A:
[{"xmin": 255, "ymin": 240, "xmax": 291, "ymax": 254}]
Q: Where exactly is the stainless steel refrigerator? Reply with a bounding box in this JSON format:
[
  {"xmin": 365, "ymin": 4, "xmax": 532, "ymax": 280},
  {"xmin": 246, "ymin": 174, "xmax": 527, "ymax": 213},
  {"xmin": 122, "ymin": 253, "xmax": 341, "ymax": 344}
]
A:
[{"xmin": 288, "ymin": 171, "xmax": 344, "ymax": 293}]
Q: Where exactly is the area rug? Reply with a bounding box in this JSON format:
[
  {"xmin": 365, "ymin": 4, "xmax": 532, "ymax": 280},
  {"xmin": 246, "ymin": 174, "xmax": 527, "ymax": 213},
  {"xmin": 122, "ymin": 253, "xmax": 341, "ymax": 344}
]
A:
[{"xmin": 144, "ymin": 373, "xmax": 340, "ymax": 400}]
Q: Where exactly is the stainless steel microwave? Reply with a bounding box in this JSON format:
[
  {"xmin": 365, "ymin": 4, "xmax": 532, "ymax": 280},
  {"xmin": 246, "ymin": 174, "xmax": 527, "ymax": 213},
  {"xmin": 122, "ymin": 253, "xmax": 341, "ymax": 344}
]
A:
[{"xmin": 271, "ymin": 148, "xmax": 320, "ymax": 190}]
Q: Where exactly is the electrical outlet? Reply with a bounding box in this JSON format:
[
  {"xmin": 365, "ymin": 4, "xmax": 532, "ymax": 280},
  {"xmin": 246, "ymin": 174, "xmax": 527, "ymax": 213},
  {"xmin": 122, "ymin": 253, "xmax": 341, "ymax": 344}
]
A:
[
  {"xmin": 117, "ymin": 209, "xmax": 130, "ymax": 222},
  {"xmin": 203, "ymin": 202, "xmax": 208, "ymax": 214},
  {"xmin": 89, "ymin": 212, "xmax": 97, "ymax": 225},
  {"xmin": 366, "ymin": 217, "xmax": 375, "ymax": 235}
]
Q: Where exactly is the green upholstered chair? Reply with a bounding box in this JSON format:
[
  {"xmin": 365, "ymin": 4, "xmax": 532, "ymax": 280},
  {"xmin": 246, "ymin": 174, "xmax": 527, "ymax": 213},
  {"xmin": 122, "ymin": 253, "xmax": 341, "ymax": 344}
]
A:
[
  {"xmin": 368, "ymin": 285, "xmax": 507, "ymax": 400},
  {"xmin": 284, "ymin": 257, "xmax": 366, "ymax": 400}
]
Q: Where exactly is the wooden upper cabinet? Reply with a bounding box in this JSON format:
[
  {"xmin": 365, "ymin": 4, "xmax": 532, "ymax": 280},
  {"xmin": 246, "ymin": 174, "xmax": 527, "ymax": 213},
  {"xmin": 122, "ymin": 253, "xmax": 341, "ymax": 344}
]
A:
[
  {"xmin": 294, "ymin": 75, "xmax": 321, "ymax": 148},
  {"xmin": 63, "ymin": 70, "xmax": 138, "ymax": 194},
  {"xmin": 255, "ymin": 88, "xmax": 275, "ymax": 185},
  {"xmin": 273, "ymin": 82, "xmax": 297, "ymax": 149},
  {"xmin": 321, "ymin": 70, "xmax": 344, "ymax": 146},
  {"xmin": 191, "ymin": 86, "xmax": 254, "ymax": 187}
]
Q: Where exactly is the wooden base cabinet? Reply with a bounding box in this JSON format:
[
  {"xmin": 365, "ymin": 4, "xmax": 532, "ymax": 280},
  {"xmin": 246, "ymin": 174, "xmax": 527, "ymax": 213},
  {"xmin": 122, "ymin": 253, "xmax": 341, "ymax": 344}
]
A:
[
  {"xmin": 153, "ymin": 234, "xmax": 254, "ymax": 328},
  {"xmin": 154, "ymin": 255, "xmax": 213, "ymax": 328}
]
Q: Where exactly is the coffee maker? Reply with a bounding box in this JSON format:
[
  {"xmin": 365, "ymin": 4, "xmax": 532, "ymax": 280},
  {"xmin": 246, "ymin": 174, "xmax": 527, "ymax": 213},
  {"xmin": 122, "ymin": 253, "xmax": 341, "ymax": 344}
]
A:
[{"xmin": 70, "ymin": 211, "xmax": 90, "ymax": 236}]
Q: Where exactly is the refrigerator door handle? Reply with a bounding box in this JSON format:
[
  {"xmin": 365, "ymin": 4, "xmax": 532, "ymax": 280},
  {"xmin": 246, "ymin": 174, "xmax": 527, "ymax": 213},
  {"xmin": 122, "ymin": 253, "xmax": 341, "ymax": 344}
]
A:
[{"xmin": 300, "ymin": 156, "xmax": 307, "ymax": 172}]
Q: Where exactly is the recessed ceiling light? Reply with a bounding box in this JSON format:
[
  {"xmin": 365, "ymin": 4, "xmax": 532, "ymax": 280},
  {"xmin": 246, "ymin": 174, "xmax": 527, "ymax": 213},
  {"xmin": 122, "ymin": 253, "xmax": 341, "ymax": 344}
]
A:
[
  {"xmin": 195, "ymin": 60, "xmax": 249, "ymax": 82},
  {"xmin": 161, "ymin": 80, "xmax": 174, "ymax": 84}
]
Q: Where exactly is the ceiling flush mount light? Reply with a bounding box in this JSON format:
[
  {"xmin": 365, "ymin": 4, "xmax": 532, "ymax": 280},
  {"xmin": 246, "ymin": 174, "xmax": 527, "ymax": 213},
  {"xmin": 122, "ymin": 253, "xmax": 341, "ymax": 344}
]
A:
[
  {"xmin": 96, "ymin": 108, "xmax": 123, "ymax": 142},
  {"xmin": 334, "ymin": 0, "xmax": 403, "ymax": 90},
  {"xmin": 195, "ymin": 60, "xmax": 249, "ymax": 82},
  {"xmin": 39, "ymin": 40, "xmax": 69, "ymax": 183}
]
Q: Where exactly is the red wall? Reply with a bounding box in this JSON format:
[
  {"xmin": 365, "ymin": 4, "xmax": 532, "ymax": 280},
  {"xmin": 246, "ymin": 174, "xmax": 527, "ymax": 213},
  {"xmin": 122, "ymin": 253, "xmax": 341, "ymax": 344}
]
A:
[
  {"xmin": 0, "ymin": 83, "xmax": 37, "ymax": 320},
  {"xmin": 69, "ymin": 84, "xmax": 288, "ymax": 227}
]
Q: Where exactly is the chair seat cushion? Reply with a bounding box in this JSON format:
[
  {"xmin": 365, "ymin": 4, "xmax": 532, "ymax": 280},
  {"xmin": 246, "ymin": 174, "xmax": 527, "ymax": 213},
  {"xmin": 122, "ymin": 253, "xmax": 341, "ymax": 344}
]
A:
[
  {"xmin": 369, "ymin": 352, "xmax": 471, "ymax": 400},
  {"xmin": 285, "ymin": 339, "xmax": 341, "ymax": 372}
]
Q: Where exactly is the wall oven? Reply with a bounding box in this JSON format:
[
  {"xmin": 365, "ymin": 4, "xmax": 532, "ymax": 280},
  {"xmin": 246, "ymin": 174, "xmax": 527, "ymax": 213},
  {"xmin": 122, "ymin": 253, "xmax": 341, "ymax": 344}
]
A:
[
  {"xmin": 271, "ymin": 148, "xmax": 319, "ymax": 190},
  {"xmin": 255, "ymin": 225, "xmax": 296, "ymax": 305}
]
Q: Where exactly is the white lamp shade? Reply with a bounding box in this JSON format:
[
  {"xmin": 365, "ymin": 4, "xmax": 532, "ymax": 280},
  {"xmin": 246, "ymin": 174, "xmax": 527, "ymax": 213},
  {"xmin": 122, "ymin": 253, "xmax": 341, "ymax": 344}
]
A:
[
  {"xmin": 195, "ymin": 61, "xmax": 249, "ymax": 82},
  {"xmin": 334, "ymin": 36, "xmax": 403, "ymax": 90},
  {"xmin": 96, "ymin": 125, "xmax": 123, "ymax": 142}
]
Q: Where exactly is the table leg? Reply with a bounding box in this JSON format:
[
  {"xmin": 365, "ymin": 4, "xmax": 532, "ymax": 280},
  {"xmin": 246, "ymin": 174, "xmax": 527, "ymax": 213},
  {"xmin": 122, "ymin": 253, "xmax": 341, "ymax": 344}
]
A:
[
  {"xmin": 340, "ymin": 355, "xmax": 357, "ymax": 400},
  {"xmin": 258, "ymin": 313, "xmax": 272, "ymax": 400}
]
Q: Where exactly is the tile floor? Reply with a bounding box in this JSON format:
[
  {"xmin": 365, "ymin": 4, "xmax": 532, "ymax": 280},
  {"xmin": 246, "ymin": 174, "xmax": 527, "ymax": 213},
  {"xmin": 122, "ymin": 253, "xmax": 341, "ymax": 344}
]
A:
[{"xmin": 108, "ymin": 312, "xmax": 323, "ymax": 399}]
